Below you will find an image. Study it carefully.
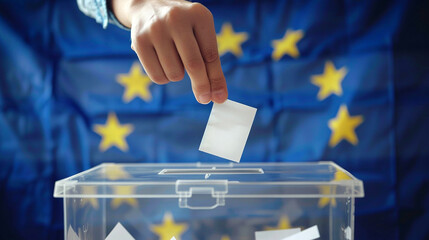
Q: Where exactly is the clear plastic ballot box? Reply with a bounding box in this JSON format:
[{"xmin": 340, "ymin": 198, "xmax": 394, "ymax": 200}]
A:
[{"xmin": 54, "ymin": 162, "xmax": 364, "ymax": 240}]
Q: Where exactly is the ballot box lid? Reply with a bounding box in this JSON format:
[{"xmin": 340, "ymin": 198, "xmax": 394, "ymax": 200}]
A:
[{"xmin": 54, "ymin": 162, "xmax": 364, "ymax": 199}]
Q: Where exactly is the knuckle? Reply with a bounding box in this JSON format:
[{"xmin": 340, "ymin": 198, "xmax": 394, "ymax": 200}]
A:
[
  {"xmin": 132, "ymin": 34, "xmax": 150, "ymax": 51},
  {"xmin": 192, "ymin": 82, "xmax": 210, "ymax": 94},
  {"xmin": 134, "ymin": 32, "xmax": 149, "ymax": 44},
  {"xmin": 185, "ymin": 57, "xmax": 204, "ymax": 72},
  {"xmin": 202, "ymin": 48, "xmax": 219, "ymax": 63},
  {"xmin": 167, "ymin": 70, "xmax": 185, "ymax": 82},
  {"xmin": 148, "ymin": 20, "xmax": 164, "ymax": 35},
  {"xmin": 190, "ymin": 3, "xmax": 211, "ymax": 18},
  {"xmin": 165, "ymin": 6, "xmax": 184, "ymax": 25},
  {"xmin": 209, "ymin": 76, "xmax": 226, "ymax": 91}
]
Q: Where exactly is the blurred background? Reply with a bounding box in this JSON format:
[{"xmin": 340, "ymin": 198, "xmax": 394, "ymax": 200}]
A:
[{"xmin": 0, "ymin": 0, "xmax": 428, "ymax": 239}]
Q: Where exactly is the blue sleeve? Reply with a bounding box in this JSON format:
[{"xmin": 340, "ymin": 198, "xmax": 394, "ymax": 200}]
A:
[{"xmin": 77, "ymin": 0, "xmax": 130, "ymax": 30}]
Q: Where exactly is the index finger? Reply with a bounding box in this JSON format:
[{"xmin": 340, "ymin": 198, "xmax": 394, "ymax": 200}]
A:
[{"xmin": 192, "ymin": 6, "xmax": 228, "ymax": 103}]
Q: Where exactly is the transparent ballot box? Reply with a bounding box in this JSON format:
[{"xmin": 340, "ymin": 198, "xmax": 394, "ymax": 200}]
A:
[{"xmin": 54, "ymin": 162, "xmax": 364, "ymax": 240}]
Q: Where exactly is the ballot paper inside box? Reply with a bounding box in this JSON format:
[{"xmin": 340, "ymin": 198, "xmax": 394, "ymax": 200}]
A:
[{"xmin": 54, "ymin": 162, "xmax": 364, "ymax": 240}]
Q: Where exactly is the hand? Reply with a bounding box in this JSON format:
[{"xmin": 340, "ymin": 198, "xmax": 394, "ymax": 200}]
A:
[{"xmin": 111, "ymin": 0, "xmax": 228, "ymax": 104}]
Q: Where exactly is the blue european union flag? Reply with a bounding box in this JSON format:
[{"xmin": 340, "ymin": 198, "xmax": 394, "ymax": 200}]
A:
[{"xmin": 1, "ymin": 0, "xmax": 428, "ymax": 239}]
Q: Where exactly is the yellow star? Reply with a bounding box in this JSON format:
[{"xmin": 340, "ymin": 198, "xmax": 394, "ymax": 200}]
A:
[
  {"xmin": 220, "ymin": 236, "xmax": 231, "ymax": 240},
  {"xmin": 150, "ymin": 212, "xmax": 188, "ymax": 240},
  {"xmin": 104, "ymin": 164, "xmax": 130, "ymax": 180},
  {"xmin": 110, "ymin": 186, "xmax": 138, "ymax": 209},
  {"xmin": 217, "ymin": 22, "xmax": 248, "ymax": 57},
  {"xmin": 318, "ymin": 171, "xmax": 351, "ymax": 208},
  {"xmin": 328, "ymin": 105, "xmax": 364, "ymax": 147},
  {"xmin": 80, "ymin": 186, "xmax": 99, "ymax": 209},
  {"xmin": 264, "ymin": 215, "xmax": 292, "ymax": 230},
  {"xmin": 311, "ymin": 61, "xmax": 348, "ymax": 100},
  {"xmin": 271, "ymin": 29, "xmax": 304, "ymax": 60},
  {"xmin": 117, "ymin": 62, "xmax": 152, "ymax": 102},
  {"xmin": 93, "ymin": 113, "xmax": 134, "ymax": 152}
]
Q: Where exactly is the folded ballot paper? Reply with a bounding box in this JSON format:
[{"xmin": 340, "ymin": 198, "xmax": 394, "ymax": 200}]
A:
[
  {"xmin": 199, "ymin": 100, "xmax": 257, "ymax": 162},
  {"xmin": 255, "ymin": 225, "xmax": 320, "ymax": 240}
]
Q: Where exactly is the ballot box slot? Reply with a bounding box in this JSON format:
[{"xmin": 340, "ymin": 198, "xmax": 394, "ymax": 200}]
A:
[{"xmin": 159, "ymin": 168, "xmax": 264, "ymax": 175}]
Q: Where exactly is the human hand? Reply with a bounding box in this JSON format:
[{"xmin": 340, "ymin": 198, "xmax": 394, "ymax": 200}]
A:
[{"xmin": 111, "ymin": 0, "xmax": 228, "ymax": 104}]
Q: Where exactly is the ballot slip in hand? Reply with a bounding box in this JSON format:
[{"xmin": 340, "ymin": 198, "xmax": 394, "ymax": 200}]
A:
[{"xmin": 199, "ymin": 99, "xmax": 257, "ymax": 162}]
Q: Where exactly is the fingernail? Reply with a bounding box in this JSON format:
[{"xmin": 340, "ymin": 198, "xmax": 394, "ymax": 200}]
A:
[
  {"xmin": 212, "ymin": 90, "xmax": 227, "ymax": 103},
  {"xmin": 198, "ymin": 93, "xmax": 211, "ymax": 104}
]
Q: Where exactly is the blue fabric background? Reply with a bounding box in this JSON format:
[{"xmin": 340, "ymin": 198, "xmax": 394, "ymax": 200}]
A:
[{"xmin": 0, "ymin": 0, "xmax": 428, "ymax": 239}]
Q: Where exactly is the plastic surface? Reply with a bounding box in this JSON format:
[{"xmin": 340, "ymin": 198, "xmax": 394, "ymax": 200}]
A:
[{"xmin": 54, "ymin": 162, "xmax": 364, "ymax": 240}]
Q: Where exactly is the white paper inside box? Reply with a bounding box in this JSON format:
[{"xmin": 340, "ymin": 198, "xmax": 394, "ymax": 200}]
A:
[{"xmin": 54, "ymin": 162, "xmax": 364, "ymax": 240}]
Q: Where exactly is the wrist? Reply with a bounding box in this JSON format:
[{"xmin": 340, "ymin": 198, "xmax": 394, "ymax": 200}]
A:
[{"xmin": 111, "ymin": 0, "xmax": 147, "ymax": 28}]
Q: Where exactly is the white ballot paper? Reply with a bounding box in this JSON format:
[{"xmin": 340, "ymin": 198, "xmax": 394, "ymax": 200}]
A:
[
  {"xmin": 282, "ymin": 225, "xmax": 320, "ymax": 240},
  {"xmin": 105, "ymin": 222, "xmax": 135, "ymax": 240},
  {"xmin": 199, "ymin": 99, "xmax": 257, "ymax": 162},
  {"xmin": 67, "ymin": 226, "xmax": 80, "ymax": 240},
  {"xmin": 255, "ymin": 228, "xmax": 301, "ymax": 240},
  {"xmin": 344, "ymin": 226, "xmax": 352, "ymax": 240}
]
